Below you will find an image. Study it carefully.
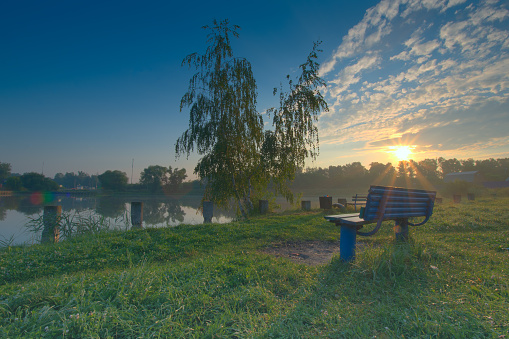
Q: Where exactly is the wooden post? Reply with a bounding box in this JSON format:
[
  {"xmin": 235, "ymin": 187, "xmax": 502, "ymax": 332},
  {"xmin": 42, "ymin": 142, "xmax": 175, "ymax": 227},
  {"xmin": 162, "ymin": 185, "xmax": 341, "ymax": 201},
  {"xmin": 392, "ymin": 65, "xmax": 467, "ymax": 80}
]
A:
[
  {"xmin": 301, "ymin": 200, "xmax": 311, "ymax": 210},
  {"xmin": 203, "ymin": 201, "xmax": 213, "ymax": 223},
  {"xmin": 42, "ymin": 205, "xmax": 61, "ymax": 243},
  {"xmin": 319, "ymin": 196, "xmax": 332, "ymax": 209},
  {"xmin": 131, "ymin": 202, "xmax": 143, "ymax": 228},
  {"xmin": 259, "ymin": 200, "xmax": 269, "ymax": 214}
]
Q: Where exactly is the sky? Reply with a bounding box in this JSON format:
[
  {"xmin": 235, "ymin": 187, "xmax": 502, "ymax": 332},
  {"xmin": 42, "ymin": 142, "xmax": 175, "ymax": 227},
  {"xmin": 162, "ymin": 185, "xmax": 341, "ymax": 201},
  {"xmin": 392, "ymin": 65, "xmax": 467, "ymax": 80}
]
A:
[{"xmin": 1, "ymin": 0, "xmax": 508, "ymax": 182}]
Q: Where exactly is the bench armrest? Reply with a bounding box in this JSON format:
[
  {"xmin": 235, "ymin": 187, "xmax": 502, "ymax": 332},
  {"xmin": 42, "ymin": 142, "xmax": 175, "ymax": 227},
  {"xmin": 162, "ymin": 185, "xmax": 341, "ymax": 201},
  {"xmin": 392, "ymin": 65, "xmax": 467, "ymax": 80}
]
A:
[
  {"xmin": 356, "ymin": 193, "xmax": 389, "ymax": 237},
  {"xmin": 407, "ymin": 215, "xmax": 431, "ymax": 227}
]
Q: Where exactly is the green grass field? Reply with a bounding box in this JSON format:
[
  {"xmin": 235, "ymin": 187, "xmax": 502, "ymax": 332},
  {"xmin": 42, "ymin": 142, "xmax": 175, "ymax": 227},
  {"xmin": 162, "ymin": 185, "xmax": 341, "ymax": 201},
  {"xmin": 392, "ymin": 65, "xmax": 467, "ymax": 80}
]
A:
[{"xmin": 1, "ymin": 198, "xmax": 508, "ymax": 338}]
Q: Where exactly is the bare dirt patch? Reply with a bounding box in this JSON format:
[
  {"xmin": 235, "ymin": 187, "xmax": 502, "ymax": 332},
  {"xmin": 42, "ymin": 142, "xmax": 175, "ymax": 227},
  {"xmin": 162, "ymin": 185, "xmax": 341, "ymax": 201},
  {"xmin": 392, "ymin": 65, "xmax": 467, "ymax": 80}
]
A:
[{"xmin": 261, "ymin": 241, "xmax": 342, "ymax": 266}]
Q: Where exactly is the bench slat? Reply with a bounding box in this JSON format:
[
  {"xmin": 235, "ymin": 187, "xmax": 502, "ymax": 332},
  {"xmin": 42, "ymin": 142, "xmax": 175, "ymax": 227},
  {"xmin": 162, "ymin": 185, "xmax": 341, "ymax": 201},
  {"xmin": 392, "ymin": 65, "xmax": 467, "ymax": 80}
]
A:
[
  {"xmin": 367, "ymin": 196, "xmax": 432, "ymax": 203},
  {"xmin": 324, "ymin": 213, "xmax": 359, "ymax": 221},
  {"xmin": 362, "ymin": 211, "xmax": 432, "ymax": 220},
  {"xmin": 366, "ymin": 202, "xmax": 431, "ymax": 210},
  {"xmin": 334, "ymin": 216, "xmax": 373, "ymax": 226},
  {"xmin": 373, "ymin": 211, "xmax": 430, "ymax": 219},
  {"xmin": 324, "ymin": 185, "xmax": 436, "ymax": 231},
  {"xmin": 369, "ymin": 186, "xmax": 434, "ymax": 196},
  {"xmin": 364, "ymin": 186, "xmax": 435, "ymax": 221}
]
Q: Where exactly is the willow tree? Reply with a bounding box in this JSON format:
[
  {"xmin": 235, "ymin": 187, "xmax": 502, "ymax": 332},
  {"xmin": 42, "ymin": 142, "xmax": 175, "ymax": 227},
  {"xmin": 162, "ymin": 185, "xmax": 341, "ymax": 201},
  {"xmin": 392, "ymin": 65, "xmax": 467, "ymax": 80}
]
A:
[{"xmin": 176, "ymin": 20, "xmax": 328, "ymax": 217}]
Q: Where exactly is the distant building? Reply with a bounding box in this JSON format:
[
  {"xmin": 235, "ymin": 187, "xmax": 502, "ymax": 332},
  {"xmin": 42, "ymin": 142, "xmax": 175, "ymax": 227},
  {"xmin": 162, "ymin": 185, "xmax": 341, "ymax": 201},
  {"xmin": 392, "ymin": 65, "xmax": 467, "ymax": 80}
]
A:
[{"xmin": 443, "ymin": 171, "xmax": 483, "ymax": 184}]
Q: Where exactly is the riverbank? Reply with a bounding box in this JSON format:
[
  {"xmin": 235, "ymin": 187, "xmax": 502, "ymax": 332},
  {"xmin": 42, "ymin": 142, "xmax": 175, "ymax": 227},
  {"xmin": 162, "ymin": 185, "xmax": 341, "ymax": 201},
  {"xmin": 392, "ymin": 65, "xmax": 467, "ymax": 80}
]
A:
[{"xmin": 1, "ymin": 198, "xmax": 508, "ymax": 337}]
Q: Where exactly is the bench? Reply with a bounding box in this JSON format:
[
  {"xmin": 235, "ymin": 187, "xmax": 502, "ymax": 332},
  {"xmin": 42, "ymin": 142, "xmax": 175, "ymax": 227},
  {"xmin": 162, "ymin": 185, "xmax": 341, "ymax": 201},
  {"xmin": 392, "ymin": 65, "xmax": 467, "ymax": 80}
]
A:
[
  {"xmin": 325, "ymin": 185, "xmax": 436, "ymax": 261},
  {"xmin": 346, "ymin": 194, "xmax": 367, "ymax": 211}
]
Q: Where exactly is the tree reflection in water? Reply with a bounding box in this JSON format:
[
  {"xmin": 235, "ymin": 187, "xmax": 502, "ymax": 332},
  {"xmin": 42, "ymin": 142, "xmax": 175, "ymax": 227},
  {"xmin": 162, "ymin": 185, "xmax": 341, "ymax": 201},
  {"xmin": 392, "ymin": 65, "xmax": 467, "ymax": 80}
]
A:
[
  {"xmin": 1, "ymin": 194, "xmax": 236, "ymax": 246},
  {"xmin": 95, "ymin": 197, "xmax": 127, "ymax": 219},
  {"xmin": 142, "ymin": 199, "xmax": 185, "ymax": 226},
  {"xmin": 11, "ymin": 196, "xmax": 44, "ymax": 216}
]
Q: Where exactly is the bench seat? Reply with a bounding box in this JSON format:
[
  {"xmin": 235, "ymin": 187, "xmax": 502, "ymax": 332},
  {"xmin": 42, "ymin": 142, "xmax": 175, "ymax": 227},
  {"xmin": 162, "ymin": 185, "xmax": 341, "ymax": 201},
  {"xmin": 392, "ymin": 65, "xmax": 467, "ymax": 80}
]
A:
[
  {"xmin": 324, "ymin": 214, "xmax": 371, "ymax": 226},
  {"xmin": 324, "ymin": 185, "xmax": 436, "ymax": 261}
]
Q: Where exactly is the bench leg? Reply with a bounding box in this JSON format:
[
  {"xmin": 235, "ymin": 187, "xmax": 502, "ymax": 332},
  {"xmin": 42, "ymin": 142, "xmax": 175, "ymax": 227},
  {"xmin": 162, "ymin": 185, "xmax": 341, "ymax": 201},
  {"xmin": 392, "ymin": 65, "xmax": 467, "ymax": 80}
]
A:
[
  {"xmin": 394, "ymin": 219, "xmax": 409, "ymax": 241},
  {"xmin": 340, "ymin": 225, "xmax": 357, "ymax": 261}
]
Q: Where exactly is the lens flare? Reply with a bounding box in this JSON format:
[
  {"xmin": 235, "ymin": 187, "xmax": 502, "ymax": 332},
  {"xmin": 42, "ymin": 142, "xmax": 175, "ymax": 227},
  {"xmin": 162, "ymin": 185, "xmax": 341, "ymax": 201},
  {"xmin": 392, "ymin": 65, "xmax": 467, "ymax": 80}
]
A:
[
  {"xmin": 30, "ymin": 192, "xmax": 43, "ymax": 205},
  {"xmin": 29, "ymin": 191, "xmax": 55, "ymax": 205}
]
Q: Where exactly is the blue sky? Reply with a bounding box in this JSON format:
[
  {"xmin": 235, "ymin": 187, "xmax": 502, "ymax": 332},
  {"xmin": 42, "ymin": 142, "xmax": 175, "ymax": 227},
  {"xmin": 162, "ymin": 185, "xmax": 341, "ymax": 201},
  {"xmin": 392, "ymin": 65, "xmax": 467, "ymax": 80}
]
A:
[{"xmin": 1, "ymin": 0, "xmax": 508, "ymax": 182}]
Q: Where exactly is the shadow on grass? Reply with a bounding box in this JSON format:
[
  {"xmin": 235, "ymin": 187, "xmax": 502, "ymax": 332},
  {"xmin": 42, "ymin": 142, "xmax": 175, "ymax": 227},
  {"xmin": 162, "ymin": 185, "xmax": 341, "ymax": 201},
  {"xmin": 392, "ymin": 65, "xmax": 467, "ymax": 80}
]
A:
[{"xmin": 258, "ymin": 238, "xmax": 491, "ymax": 338}]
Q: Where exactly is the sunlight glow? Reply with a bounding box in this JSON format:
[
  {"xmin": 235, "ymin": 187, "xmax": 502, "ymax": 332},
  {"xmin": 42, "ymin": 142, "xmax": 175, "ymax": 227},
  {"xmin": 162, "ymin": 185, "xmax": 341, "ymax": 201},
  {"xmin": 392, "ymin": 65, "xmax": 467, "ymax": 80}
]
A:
[{"xmin": 389, "ymin": 145, "xmax": 414, "ymax": 161}]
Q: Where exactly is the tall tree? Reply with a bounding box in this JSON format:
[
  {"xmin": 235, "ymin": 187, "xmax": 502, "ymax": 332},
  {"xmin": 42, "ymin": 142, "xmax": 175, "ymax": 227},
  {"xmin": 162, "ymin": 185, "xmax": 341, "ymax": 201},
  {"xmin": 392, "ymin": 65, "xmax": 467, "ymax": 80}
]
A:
[
  {"xmin": 140, "ymin": 165, "xmax": 169, "ymax": 192},
  {"xmin": 176, "ymin": 20, "xmax": 328, "ymax": 216},
  {"xmin": 98, "ymin": 170, "xmax": 128, "ymax": 191},
  {"xmin": 439, "ymin": 157, "xmax": 462, "ymax": 177},
  {"xmin": 20, "ymin": 172, "xmax": 59, "ymax": 191},
  {"xmin": 166, "ymin": 167, "xmax": 187, "ymax": 192},
  {"xmin": 265, "ymin": 39, "xmax": 328, "ymax": 200}
]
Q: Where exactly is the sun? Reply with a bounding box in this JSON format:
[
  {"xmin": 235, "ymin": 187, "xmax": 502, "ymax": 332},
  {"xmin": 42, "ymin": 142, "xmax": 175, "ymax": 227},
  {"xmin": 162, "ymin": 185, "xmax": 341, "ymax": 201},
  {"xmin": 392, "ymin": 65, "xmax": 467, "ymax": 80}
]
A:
[{"xmin": 391, "ymin": 145, "xmax": 413, "ymax": 161}]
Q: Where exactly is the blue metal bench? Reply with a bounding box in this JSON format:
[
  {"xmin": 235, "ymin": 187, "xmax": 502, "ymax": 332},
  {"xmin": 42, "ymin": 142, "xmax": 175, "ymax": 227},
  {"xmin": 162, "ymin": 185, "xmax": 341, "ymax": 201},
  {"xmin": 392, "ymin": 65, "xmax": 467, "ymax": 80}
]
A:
[{"xmin": 325, "ymin": 185, "xmax": 436, "ymax": 261}]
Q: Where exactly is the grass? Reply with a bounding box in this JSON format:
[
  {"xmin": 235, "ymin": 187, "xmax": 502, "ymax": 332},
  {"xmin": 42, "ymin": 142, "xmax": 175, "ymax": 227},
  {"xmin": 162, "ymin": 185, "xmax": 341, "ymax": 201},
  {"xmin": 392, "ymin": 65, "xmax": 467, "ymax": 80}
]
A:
[{"xmin": 0, "ymin": 198, "xmax": 508, "ymax": 338}]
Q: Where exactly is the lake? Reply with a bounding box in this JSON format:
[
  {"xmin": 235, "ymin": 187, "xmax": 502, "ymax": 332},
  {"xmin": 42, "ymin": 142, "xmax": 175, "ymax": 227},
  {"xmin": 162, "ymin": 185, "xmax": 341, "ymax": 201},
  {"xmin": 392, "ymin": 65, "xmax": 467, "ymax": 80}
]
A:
[
  {"xmin": 0, "ymin": 189, "xmax": 364, "ymax": 247},
  {"xmin": 0, "ymin": 194, "xmax": 238, "ymax": 246}
]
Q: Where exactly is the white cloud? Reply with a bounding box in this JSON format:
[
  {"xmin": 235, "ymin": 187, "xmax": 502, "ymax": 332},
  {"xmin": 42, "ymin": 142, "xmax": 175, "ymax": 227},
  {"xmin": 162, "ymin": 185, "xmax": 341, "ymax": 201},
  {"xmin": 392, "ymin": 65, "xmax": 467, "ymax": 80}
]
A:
[
  {"xmin": 320, "ymin": 0, "xmax": 402, "ymax": 75},
  {"xmin": 319, "ymin": 0, "xmax": 509, "ymax": 162},
  {"xmin": 328, "ymin": 54, "xmax": 380, "ymax": 96}
]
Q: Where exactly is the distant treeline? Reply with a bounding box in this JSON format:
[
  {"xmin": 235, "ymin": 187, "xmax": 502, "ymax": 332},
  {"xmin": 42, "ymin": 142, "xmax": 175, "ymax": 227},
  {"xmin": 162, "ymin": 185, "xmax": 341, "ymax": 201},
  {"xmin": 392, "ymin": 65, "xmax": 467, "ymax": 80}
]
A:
[
  {"xmin": 291, "ymin": 157, "xmax": 509, "ymax": 191},
  {"xmin": 1, "ymin": 157, "xmax": 508, "ymax": 193},
  {"xmin": 54, "ymin": 171, "xmax": 99, "ymax": 189}
]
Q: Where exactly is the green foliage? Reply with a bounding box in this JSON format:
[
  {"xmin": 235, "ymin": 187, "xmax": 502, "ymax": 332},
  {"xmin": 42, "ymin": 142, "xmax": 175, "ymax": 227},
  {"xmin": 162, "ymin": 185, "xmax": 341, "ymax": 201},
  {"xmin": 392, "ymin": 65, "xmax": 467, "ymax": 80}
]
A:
[
  {"xmin": 4, "ymin": 176, "xmax": 22, "ymax": 191},
  {"xmin": 140, "ymin": 165, "xmax": 169, "ymax": 192},
  {"xmin": 293, "ymin": 157, "xmax": 508, "ymax": 192},
  {"xmin": 176, "ymin": 20, "xmax": 328, "ymax": 216},
  {"xmin": 140, "ymin": 165, "xmax": 188, "ymax": 193},
  {"xmin": 19, "ymin": 172, "xmax": 59, "ymax": 191},
  {"xmin": 97, "ymin": 170, "xmax": 128, "ymax": 191},
  {"xmin": 166, "ymin": 167, "xmax": 188, "ymax": 192},
  {"xmin": 0, "ymin": 199, "xmax": 508, "ymax": 337},
  {"xmin": 177, "ymin": 19, "xmax": 263, "ymax": 217},
  {"xmin": 439, "ymin": 157, "xmax": 509, "ymax": 181},
  {"xmin": 264, "ymin": 41, "xmax": 328, "ymax": 202},
  {"xmin": 53, "ymin": 171, "xmax": 98, "ymax": 189},
  {"xmin": 0, "ymin": 162, "xmax": 11, "ymax": 184}
]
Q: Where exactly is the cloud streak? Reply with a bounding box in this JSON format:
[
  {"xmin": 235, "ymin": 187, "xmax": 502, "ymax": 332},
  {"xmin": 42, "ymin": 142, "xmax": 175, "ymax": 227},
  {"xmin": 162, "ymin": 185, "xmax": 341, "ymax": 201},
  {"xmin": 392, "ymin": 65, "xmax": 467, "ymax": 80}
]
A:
[{"xmin": 319, "ymin": 0, "xmax": 509, "ymax": 162}]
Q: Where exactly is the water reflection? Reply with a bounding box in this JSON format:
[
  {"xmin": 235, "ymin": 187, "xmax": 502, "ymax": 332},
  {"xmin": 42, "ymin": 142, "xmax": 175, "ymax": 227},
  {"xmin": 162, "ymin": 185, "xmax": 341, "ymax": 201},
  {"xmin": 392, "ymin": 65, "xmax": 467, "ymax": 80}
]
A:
[
  {"xmin": 96, "ymin": 197, "xmax": 126, "ymax": 219},
  {"xmin": 143, "ymin": 200, "xmax": 185, "ymax": 225},
  {"xmin": 0, "ymin": 194, "xmax": 236, "ymax": 246}
]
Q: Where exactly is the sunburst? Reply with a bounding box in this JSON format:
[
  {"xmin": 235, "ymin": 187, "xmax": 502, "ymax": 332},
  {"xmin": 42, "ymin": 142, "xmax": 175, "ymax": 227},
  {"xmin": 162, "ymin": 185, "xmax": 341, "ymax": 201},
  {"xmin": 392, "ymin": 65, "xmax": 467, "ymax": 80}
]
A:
[{"xmin": 389, "ymin": 145, "xmax": 414, "ymax": 161}]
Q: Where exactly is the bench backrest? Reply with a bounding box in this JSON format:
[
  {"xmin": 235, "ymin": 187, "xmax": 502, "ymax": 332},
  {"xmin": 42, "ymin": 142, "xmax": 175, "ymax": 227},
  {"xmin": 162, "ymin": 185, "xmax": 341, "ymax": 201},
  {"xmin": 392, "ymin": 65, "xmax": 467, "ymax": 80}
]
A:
[{"xmin": 361, "ymin": 185, "xmax": 436, "ymax": 225}]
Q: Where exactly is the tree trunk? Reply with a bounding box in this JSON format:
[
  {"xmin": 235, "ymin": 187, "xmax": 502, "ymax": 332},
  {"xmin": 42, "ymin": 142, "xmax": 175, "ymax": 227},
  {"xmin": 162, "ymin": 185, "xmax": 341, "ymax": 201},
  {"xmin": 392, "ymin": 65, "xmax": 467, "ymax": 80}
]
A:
[{"xmin": 232, "ymin": 174, "xmax": 247, "ymax": 218}]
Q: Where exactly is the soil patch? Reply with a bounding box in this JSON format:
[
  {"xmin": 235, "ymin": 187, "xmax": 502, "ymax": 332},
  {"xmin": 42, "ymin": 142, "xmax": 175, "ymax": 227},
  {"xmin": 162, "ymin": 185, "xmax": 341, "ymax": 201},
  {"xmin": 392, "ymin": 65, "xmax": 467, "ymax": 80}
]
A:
[{"xmin": 261, "ymin": 240, "xmax": 342, "ymax": 266}]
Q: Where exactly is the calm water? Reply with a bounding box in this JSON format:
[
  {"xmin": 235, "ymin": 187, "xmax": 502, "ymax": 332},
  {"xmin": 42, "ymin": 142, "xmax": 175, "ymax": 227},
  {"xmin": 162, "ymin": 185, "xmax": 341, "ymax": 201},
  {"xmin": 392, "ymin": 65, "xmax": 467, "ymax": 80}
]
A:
[
  {"xmin": 0, "ymin": 194, "xmax": 237, "ymax": 246},
  {"xmin": 0, "ymin": 189, "xmax": 362, "ymax": 247}
]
